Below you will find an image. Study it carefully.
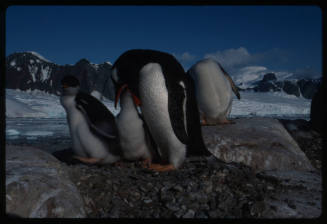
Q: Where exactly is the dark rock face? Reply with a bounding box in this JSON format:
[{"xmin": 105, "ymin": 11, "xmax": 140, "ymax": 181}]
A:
[
  {"xmin": 262, "ymin": 73, "xmax": 277, "ymax": 82},
  {"xmin": 240, "ymin": 72, "xmax": 321, "ymax": 99},
  {"xmin": 6, "ymin": 52, "xmax": 115, "ymax": 100},
  {"xmin": 297, "ymin": 79, "xmax": 321, "ymax": 99},
  {"xmin": 282, "ymin": 80, "xmax": 300, "ymax": 97}
]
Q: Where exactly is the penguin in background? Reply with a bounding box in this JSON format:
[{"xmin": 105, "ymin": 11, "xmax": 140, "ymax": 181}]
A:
[
  {"xmin": 187, "ymin": 58, "xmax": 241, "ymax": 125},
  {"xmin": 60, "ymin": 75, "xmax": 121, "ymax": 165},
  {"xmin": 115, "ymin": 84, "xmax": 160, "ymax": 166},
  {"xmin": 111, "ymin": 49, "xmax": 210, "ymax": 171}
]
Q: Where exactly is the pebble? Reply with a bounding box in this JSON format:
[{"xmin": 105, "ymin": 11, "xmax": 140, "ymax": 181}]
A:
[{"xmin": 183, "ymin": 209, "xmax": 195, "ymax": 218}]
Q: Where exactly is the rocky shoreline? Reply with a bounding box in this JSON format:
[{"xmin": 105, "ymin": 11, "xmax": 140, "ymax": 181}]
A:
[{"xmin": 5, "ymin": 118, "xmax": 323, "ymax": 218}]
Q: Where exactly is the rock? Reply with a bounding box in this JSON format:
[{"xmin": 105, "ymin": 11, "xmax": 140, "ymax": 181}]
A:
[
  {"xmin": 297, "ymin": 79, "xmax": 321, "ymax": 99},
  {"xmin": 6, "ymin": 145, "xmax": 86, "ymax": 218},
  {"xmin": 282, "ymin": 80, "xmax": 300, "ymax": 97},
  {"xmin": 262, "ymin": 73, "xmax": 277, "ymax": 82},
  {"xmin": 6, "ymin": 52, "xmax": 115, "ymax": 100},
  {"xmin": 258, "ymin": 170, "xmax": 321, "ymax": 218},
  {"xmin": 202, "ymin": 117, "xmax": 314, "ymax": 172}
]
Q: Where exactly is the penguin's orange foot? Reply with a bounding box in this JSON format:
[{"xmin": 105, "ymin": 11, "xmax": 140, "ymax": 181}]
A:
[
  {"xmin": 148, "ymin": 163, "xmax": 176, "ymax": 172},
  {"xmin": 141, "ymin": 158, "xmax": 152, "ymax": 168},
  {"xmin": 218, "ymin": 118, "xmax": 235, "ymax": 125},
  {"xmin": 200, "ymin": 118, "xmax": 216, "ymax": 126},
  {"xmin": 73, "ymin": 156, "xmax": 101, "ymax": 164},
  {"xmin": 113, "ymin": 161, "xmax": 125, "ymax": 167}
]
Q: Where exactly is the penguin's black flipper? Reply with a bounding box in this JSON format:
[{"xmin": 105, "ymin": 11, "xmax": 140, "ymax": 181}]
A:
[
  {"xmin": 184, "ymin": 75, "xmax": 211, "ymax": 156},
  {"xmin": 75, "ymin": 92, "xmax": 118, "ymax": 139},
  {"xmin": 218, "ymin": 63, "xmax": 241, "ymax": 100},
  {"xmin": 167, "ymin": 81, "xmax": 189, "ymax": 145}
]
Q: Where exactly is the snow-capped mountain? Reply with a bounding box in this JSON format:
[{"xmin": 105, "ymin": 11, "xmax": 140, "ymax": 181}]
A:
[
  {"xmin": 6, "ymin": 52, "xmax": 116, "ymax": 100},
  {"xmin": 231, "ymin": 66, "xmax": 321, "ymax": 99}
]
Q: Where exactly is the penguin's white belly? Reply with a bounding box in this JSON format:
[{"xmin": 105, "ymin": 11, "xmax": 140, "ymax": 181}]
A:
[
  {"xmin": 115, "ymin": 113, "xmax": 150, "ymax": 161},
  {"xmin": 191, "ymin": 60, "xmax": 233, "ymax": 120},
  {"xmin": 60, "ymin": 96, "xmax": 118, "ymax": 163},
  {"xmin": 138, "ymin": 63, "xmax": 186, "ymax": 168}
]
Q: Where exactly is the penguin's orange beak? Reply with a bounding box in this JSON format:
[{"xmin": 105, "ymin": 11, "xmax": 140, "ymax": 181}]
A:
[
  {"xmin": 62, "ymin": 84, "xmax": 69, "ymax": 89},
  {"xmin": 115, "ymin": 84, "xmax": 142, "ymax": 108},
  {"xmin": 115, "ymin": 84, "xmax": 128, "ymax": 108}
]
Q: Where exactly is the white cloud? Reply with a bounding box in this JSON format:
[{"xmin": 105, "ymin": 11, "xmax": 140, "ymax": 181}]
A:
[
  {"xmin": 173, "ymin": 52, "xmax": 196, "ymax": 63},
  {"xmin": 204, "ymin": 47, "xmax": 252, "ymax": 68}
]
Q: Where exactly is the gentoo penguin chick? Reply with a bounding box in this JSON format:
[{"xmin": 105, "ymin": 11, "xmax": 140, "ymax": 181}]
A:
[
  {"xmin": 60, "ymin": 75, "xmax": 120, "ymax": 165},
  {"xmin": 115, "ymin": 85, "xmax": 159, "ymax": 165},
  {"xmin": 187, "ymin": 58, "xmax": 241, "ymax": 125},
  {"xmin": 112, "ymin": 49, "xmax": 210, "ymax": 171}
]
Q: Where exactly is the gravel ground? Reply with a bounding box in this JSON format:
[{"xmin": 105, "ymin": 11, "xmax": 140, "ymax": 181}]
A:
[{"xmin": 6, "ymin": 118, "xmax": 323, "ymax": 218}]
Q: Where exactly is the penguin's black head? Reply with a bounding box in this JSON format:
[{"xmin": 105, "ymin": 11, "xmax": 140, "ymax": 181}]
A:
[{"xmin": 61, "ymin": 75, "xmax": 80, "ymax": 88}]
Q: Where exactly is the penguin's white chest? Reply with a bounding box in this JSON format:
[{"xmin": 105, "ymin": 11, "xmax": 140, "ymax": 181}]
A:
[
  {"xmin": 138, "ymin": 63, "xmax": 186, "ymax": 168},
  {"xmin": 60, "ymin": 95, "xmax": 111, "ymax": 160},
  {"xmin": 116, "ymin": 108, "xmax": 150, "ymax": 161}
]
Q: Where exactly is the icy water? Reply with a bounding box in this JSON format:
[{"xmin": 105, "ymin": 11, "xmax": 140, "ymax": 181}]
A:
[
  {"xmin": 5, "ymin": 118, "xmax": 71, "ymax": 153},
  {"xmin": 5, "ymin": 115, "xmax": 309, "ymax": 154}
]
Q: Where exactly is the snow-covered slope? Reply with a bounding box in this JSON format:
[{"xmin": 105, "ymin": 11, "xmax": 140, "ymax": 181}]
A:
[
  {"xmin": 6, "ymin": 88, "xmax": 311, "ymax": 119},
  {"xmin": 5, "ymin": 89, "xmax": 120, "ymax": 118}
]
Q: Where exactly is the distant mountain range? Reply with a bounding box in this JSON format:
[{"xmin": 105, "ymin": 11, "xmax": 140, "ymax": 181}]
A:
[
  {"xmin": 6, "ymin": 52, "xmax": 115, "ymax": 100},
  {"xmin": 238, "ymin": 72, "xmax": 321, "ymax": 99},
  {"xmin": 6, "ymin": 52, "xmax": 321, "ymax": 100}
]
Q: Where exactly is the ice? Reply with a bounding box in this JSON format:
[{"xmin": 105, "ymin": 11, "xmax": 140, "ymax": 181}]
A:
[
  {"xmin": 24, "ymin": 131, "xmax": 53, "ymax": 136},
  {"xmin": 6, "ymin": 129, "xmax": 20, "ymax": 136},
  {"xmin": 230, "ymin": 91, "xmax": 311, "ymax": 119},
  {"xmin": 6, "ymin": 97, "xmax": 47, "ymax": 117}
]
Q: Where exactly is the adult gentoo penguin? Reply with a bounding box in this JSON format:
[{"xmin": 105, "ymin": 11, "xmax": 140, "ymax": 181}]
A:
[
  {"xmin": 111, "ymin": 49, "xmax": 210, "ymax": 171},
  {"xmin": 115, "ymin": 85, "xmax": 159, "ymax": 165},
  {"xmin": 187, "ymin": 58, "xmax": 241, "ymax": 125},
  {"xmin": 60, "ymin": 75, "xmax": 120, "ymax": 164}
]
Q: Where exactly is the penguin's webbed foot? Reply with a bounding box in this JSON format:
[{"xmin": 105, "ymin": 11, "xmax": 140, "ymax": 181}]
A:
[
  {"xmin": 218, "ymin": 118, "xmax": 235, "ymax": 125},
  {"xmin": 73, "ymin": 156, "xmax": 101, "ymax": 164},
  {"xmin": 148, "ymin": 163, "xmax": 176, "ymax": 172},
  {"xmin": 141, "ymin": 158, "xmax": 152, "ymax": 169}
]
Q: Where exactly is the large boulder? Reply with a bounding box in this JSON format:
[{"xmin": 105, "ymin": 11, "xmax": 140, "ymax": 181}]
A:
[
  {"xmin": 6, "ymin": 145, "xmax": 86, "ymax": 218},
  {"xmin": 202, "ymin": 117, "xmax": 314, "ymax": 172}
]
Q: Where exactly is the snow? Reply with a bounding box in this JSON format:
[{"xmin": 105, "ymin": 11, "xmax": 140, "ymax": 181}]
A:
[
  {"xmin": 105, "ymin": 61, "xmax": 112, "ymax": 66},
  {"xmin": 27, "ymin": 51, "xmax": 52, "ymax": 63},
  {"xmin": 6, "ymin": 89, "xmax": 65, "ymax": 118},
  {"xmin": 232, "ymin": 66, "xmax": 268, "ymax": 89},
  {"xmin": 230, "ymin": 91, "xmax": 311, "ymax": 119},
  {"xmin": 40, "ymin": 65, "xmax": 51, "ymax": 82},
  {"xmin": 30, "ymin": 59, "xmax": 35, "ymax": 64},
  {"xmin": 5, "ymin": 87, "xmax": 311, "ymax": 120},
  {"xmin": 16, "ymin": 67, "xmax": 22, "ymax": 71},
  {"xmin": 5, "ymin": 88, "xmax": 120, "ymax": 118},
  {"xmin": 10, "ymin": 60, "xmax": 16, "ymax": 66},
  {"xmin": 28, "ymin": 64, "xmax": 38, "ymax": 82}
]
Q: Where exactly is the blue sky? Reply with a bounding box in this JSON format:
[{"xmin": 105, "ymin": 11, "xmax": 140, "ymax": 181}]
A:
[{"xmin": 6, "ymin": 5, "xmax": 322, "ymax": 77}]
